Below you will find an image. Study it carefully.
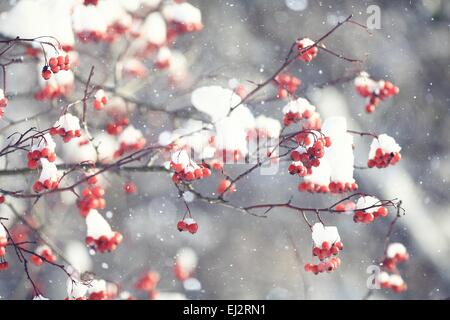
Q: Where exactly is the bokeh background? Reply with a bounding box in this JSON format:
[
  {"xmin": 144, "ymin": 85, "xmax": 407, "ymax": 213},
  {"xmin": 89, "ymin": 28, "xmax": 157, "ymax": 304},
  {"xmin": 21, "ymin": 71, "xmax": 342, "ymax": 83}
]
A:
[{"xmin": 0, "ymin": 0, "xmax": 449, "ymax": 299}]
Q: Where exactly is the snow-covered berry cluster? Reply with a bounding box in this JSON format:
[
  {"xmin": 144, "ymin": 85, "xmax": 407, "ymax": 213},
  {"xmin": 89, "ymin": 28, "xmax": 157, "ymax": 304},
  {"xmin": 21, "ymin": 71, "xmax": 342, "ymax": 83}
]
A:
[
  {"xmin": 377, "ymin": 272, "xmax": 407, "ymax": 293},
  {"xmin": 50, "ymin": 113, "xmax": 82, "ymax": 142},
  {"xmin": 85, "ymin": 209, "xmax": 123, "ymax": 253},
  {"xmin": 353, "ymin": 196, "xmax": 388, "ymax": 224},
  {"xmin": 282, "ymin": 97, "xmax": 320, "ymax": 128},
  {"xmin": 289, "ymin": 134, "xmax": 331, "ymax": 177},
  {"xmin": 368, "ymin": 134, "xmax": 401, "ymax": 169},
  {"xmin": 31, "ymin": 245, "xmax": 56, "ymax": 266},
  {"xmin": 296, "ymin": 38, "xmax": 318, "ymax": 62},
  {"xmin": 177, "ymin": 217, "xmax": 198, "ymax": 234},
  {"xmin": 304, "ymin": 223, "xmax": 343, "ymax": 275},
  {"xmin": 164, "ymin": 2, "xmax": 203, "ymax": 35},
  {"xmin": 354, "ymin": 72, "xmax": 399, "ymax": 113},
  {"xmin": 170, "ymin": 150, "xmax": 211, "ymax": 183},
  {"xmin": 0, "ymin": 89, "xmax": 8, "ymax": 119},
  {"xmin": 273, "ymin": 73, "xmax": 301, "ymax": 99},
  {"xmin": 93, "ymin": 89, "xmax": 108, "ymax": 110},
  {"xmin": 114, "ymin": 125, "xmax": 146, "ymax": 158},
  {"xmin": 32, "ymin": 159, "xmax": 60, "ymax": 192},
  {"xmin": 27, "ymin": 134, "xmax": 56, "ymax": 169},
  {"xmin": 106, "ymin": 116, "xmax": 129, "ymax": 135},
  {"xmin": 35, "ymin": 70, "xmax": 74, "ymax": 101}
]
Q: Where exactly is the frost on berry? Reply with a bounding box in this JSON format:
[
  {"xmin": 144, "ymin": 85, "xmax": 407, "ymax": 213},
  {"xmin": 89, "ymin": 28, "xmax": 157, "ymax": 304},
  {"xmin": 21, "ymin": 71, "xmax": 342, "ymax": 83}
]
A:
[
  {"xmin": 114, "ymin": 125, "xmax": 146, "ymax": 158},
  {"xmin": 50, "ymin": 113, "xmax": 82, "ymax": 142},
  {"xmin": 321, "ymin": 117, "xmax": 357, "ymax": 193},
  {"xmin": 32, "ymin": 159, "xmax": 60, "ymax": 193},
  {"xmin": 368, "ymin": 134, "xmax": 401, "ymax": 168},
  {"xmin": 354, "ymin": 72, "xmax": 399, "ymax": 113},
  {"xmin": 85, "ymin": 209, "xmax": 123, "ymax": 253},
  {"xmin": 304, "ymin": 223, "xmax": 343, "ymax": 275},
  {"xmin": 174, "ymin": 247, "xmax": 198, "ymax": 281},
  {"xmin": 353, "ymin": 196, "xmax": 388, "ymax": 224}
]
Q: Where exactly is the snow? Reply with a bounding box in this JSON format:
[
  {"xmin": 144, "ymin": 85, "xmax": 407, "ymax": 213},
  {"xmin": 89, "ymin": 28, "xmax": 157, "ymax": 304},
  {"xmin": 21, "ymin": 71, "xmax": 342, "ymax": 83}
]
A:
[
  {"xmin": 369, "ymin": 134, "xmax": 401, "ymax": 159},
  {"xmin": 282, "ymin": 97, "xmax": 316, "ymax": 115},
  {"xmin": 142, "ymin": 12, "xmax": 167, "ymax": 46},
  {"xmin": 118, "ymin": 125, "xmax": 144, "ymax": 145},
  {"xmin": 162, "ymin": 2, "xmax": 202, "ymax": 25},
  {"xmin": 94, "ymin": 89, "xmax": 107, "ymax": 101},
  {"xmin": 321, "ymin": 117, "xmax": 355, "ymax": 184},
  {"xmin": 72, "ymin": 3, "xmax": 108, "ymax": 34},
  {"xmin": 311, "ymin": 222, "xmax": 340, "ymax": 247},
  {"xmin": 0, "ymin": 224, "xmax": 6, "ymax": 239},
  {"xmin": 191, "ymin": 86, "xmax": 242, "ymax": 122},
  {"xmin": 176, "ymin": 247, "xmax": 198, "ymax": 274},
  {"xmin": 67, "ymin": 277, "xmax": 88, "ymax": 300},
  {"xmin": 65, "ymin": 241, "xmax": 93, "ymax": 273},
  {"xmin": 118, "ymin": 0, "xmax": 161, "ymax": 12},
  {"xmin": 33, "ymin": 295, "xmax": 49, "ymax": 300},
  {"xmin": 31, "ymin": 133, "xmax": 56, "ymax": 152},
  {"xmin": 39, "ymin": 158, "xmax": 58, "ymax": 183},
  {"xmin": 86, "ymin": 210, "xmax": 114, "ymax": 239},
  {"xmin": 215, "ymin": 117, "xmax": 248, "ymax": 156},
  {"xmin": 304, "ymin": 157, "xmax": 331, "ymax": 185},
  {"xmin": 386, "ymin": 242, "xmax": 407, "ymax": 259},
  {"xmin": 356, "ymin": 196, "xmax": 381, "ymax": 213},
  {"xmin": 389, "ymin": 274, "xmax": 404, "ymax": 286},
  {"xmin": 88, "ymin": 279, "xmax": 107, "ymax": 294},
  {"xmin": 171, "ymin": 150, "xmax": 191, "ymax": 167},
  {"xmin": 54, "ymin": 113, "xmax": 80, "ymax": 132},
  {"xmin": 254, "ymin": 115, "xmax": 282, "ymax": 138}
]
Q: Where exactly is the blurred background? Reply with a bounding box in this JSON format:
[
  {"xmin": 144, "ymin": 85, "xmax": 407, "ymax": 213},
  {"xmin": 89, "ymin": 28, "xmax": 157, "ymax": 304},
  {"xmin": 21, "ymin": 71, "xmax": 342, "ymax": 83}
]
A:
[{"xmin": 0, "ymin": 0, "xmax": 449, "ymax": 299}]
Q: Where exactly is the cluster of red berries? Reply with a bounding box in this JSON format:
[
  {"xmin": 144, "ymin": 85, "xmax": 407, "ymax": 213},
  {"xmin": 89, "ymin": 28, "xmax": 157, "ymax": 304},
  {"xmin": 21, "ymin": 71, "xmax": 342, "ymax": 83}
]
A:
[
  {"xmin": 35, "ymin": 84, "xmax": 71, "ymax": 101},
  {"xmin": 170, "ymin": 162, "xmax": 212, "ymax": 184},
  {"xmin": 85, "ymin": 232, "xmax": 123, "ymax": 254},
  {"xmin": 328, "ymin": 181, "xmax": 358, "ymax": 193},
  {"xmin": 274, "ymin": 73, "xmax": 301, "ymax": 99},
  {"xmin": 355, "ymin": 78, "xmax": 399, "ymax": 113},
  {"xmin": 32, "ymin": 178, "xmax": 59, "ymax": 193},
  {"xmin": 135, "ymin": 271, "xmax": 160, "ymax": 299},
  {"xmin": 0, "ymin": 90, "xmax": 8, "ymax": 119},
  {"xmin": 31, "ymin": 246, "xmax": 56, "ymax": 266},
  {"xmin": 41, "ymin": 54, "xmax": 70, "ymax": 80},
  {"xmin": 352, "ymin": 206, "xmax": 388, "ymax": 224},
  {"xmin": 49, "ymin": 127, "xmax": 81, "ymax": 143},
  {"xmin": 93, "ymin": 90, "xmax": 108, "ymax": 110},
  {"xmin": 304, "ymin": 241, "xmax": 343, "ymax": 275},
  {"xmin": 382, "ymin": 246, "xmax": 409, "ymax": 273},
  {"xmin": 283, "ymin": 108, "xmax": 314, "ymax": 127},
  {"xmin": 298, "ymin": 182, "xmax": 329, "ymax": 193},
  {"xmin": 77, "ymin": 181, "xmax": 106, "ymax": 217},
  {"xmin": 177, "ymin": 218, "xmax": 198, "ymax": 234},
  {"xmin": 114, "ymin": 138, "xmax": 146, "ymax": 158},
  {"xmin": 106, "ymin": 117, "xmax": 129, "ymax": 135},
  {"xmin": 289, "ymin": 136, "xmax": 331, "ymax": 176},
  {"xmin": 27, "ymin": 148, "xmax": 56, "ymax": 169},
  {"xmin": 297, "ymin": 38, "xmax": 318, "ymax": 62},
  {"xmin": 368, "ymin": 148, "xmax": 401, "ymax": 169}
]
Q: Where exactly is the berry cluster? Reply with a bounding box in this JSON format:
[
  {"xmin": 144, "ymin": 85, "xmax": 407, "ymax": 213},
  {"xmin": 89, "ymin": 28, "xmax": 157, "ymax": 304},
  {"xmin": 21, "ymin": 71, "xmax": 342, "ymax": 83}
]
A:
[
  {"xmin": 353, "ymin": 196, "xmax": 388, "ymax": 224},
  {"xmin": 354, "ymin": 72, "xmax": 399, "ymax": 113},
  {"xmin": 289, "ymin": 136, "xmax": 331, "ymax": 176},
  {"xmin": 106, "ymin": 117, "xmax": 129, "ymax": 135},
  {"xmin": 0, "ymin": 89, "xmax": 8, "ymax": 119},
  {"xmin": 85, "ymin": 231, "xmax": 123, "ymax": 254},
  {"xmin": 377, "ymin": 272, "xmax": 407, "ymax": 293},
  {"xmin": 93, "ymin": 89, "xmax": 108, "ymax": 110},
  {"xmin": 77, "ymin": 183, "xmax": 106, "ymax": 217},
  {"xmin": 296, "ymin": 38, "xmax": 318, "ymax": 62},
  {"xmin": 83, "ymin": 0, "xmax": 98, "ymax": 5},
  {"xmin": 273, "ymin": 73, "xmax": 301, "ymax": 99},
  {"xmin": 177, "ymin": 217, "xmax": 198, "ymax": 234},
  {"xmin": 170, "ymin": 150, "xmax": 211, "ymax": 184},
  {"xmin": 368, "ymin": 134, "xmax": 402, "ymax": 169},
  {"xmin": 304, "ymin": 223, "xmax": 343, "ymax": 275},
  {"xmin": 328, "ymin": 181, "xmax": 358, "ymax": 193},
  {"xmin": 382, "ymin": 243, "xmax": 409, "ymax": 272},
  {"xmin": 50, "ymin": 114, "xmax": 82, "ymax": 143},
  {"xmin": 31, "ymin": 245, "xmax": 56, "ymax": 266},
  {"xmin": 42, "ymin": 54, "xmax": 70, "ymax": 80},
  {"xmin": 32, "ymin": 159, "xmax": 60, "ymax": 193},
  {"xmin": 27, "ymin": 134, "xmax": 56, "ymax": 169},
  {"xmin": 282, "ymin": 97, "xmax": 319, "ymax": 127}
]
